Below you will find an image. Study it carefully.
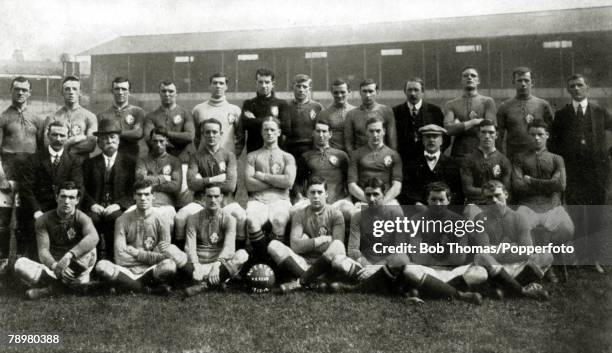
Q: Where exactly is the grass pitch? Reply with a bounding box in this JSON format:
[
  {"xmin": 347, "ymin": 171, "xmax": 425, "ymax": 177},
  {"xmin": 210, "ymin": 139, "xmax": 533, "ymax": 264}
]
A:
[{"xmin": 1, "ymin": 267, "xmax": 611, "ymax": 353}]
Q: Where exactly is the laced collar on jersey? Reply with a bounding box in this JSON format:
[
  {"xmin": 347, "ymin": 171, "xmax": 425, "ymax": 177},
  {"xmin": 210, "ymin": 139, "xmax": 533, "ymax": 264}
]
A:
[
  {"xmin": 159, "ymin": 104, "xmax": 177, "ymax": 113},
  {"xmin": 204, "ymin": 145, "xmax": 221, "ymax": 156},
  {"xmin": 56, "ymin": 209, "xmax": 77, "ymax": 230},
  {"xmin": 315, "ymin": 145, "xmax": 331, "ymax": 154},
  {"xmin": 477, "ymin": 146, "xmax": 497, "ymax": 159},
  {"xmin": 262, "ymin": 144, "xmax": 280, "ymax": 151},
  {"xmin": 292, "ymin": 98, "xmax": 310, "ymax": 107},
  {"xmin": 63, "ymin": 104, "xmax": 81, "ymax": 112},
  {"xmin": 9, "ymin": 104, "xmax": 32, "ymax": 128},
  {"xmin": 333, "ymin": 101, "xmax": 349, "ymax": 109},
  {"xmin": 112, "ymin": 103, "xmax": 130, "ymax": 112},
  {"xmin": 360, "ymin": 102, "xmax": 377, "ymax": 111}
]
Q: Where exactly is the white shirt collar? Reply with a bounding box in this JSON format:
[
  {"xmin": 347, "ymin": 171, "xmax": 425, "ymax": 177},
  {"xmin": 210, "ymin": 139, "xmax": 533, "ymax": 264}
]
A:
[
  {"xmin": 103, "ymin": 152, "xmax": 118, "ymax": 165},
  {"xmin": 424, "ymin": 150, "xmax": 440, "ymax": 159},
  {"xmin": 48, "ymin": 146, "xmax": 64, "ymax": 158},
  {"xmin": 407, "ymin": 100, "xmax": 423, "ymax": 111},
  {"xmin": 572, "ymin": 99, "xmax": 588, "ymax": 113}
]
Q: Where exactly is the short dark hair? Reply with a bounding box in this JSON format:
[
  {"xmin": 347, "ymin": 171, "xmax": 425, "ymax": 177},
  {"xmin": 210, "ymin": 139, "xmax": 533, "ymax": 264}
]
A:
[
  {"xmin": 200, "ymin": 118, "xmax": 223, "ymax": 135},
  {"xmin": 10, "ymin": 76, "xmax": 31, "ymax": 91},
  {"xmin": 331, "ymin": 78, "xmax": 350, "ymax": 91},
  {"xmin": 204, "ymin": 183, "xmax": 223, "ymax": 193},
  {"xmin": 461, "ymin": 66, "xmax": 479, "ymax": 77},
  {"xmin": 56, "ymin": 181, "xmax": 81, "ymax": 197},
  {"xmin": 527, "ymin": 120, "xmax": 549, "ymax": 132},
  {"xmin": 314, "ymin": 116, "xmax": 331, "ymax": 129},
  {"xmin": 363, "ymin": 177, "xmax": 386, "ymax": 193},
  {"xmin": 159, "ymin": 79, "xmax": 176, "ymax": 89},
  {"xmin": 209, "ymin": 73, "xmax": 229, "ymax": 84},
  {"xmin": 261, "ymin": 116, "xmax": 281, "ymax": 130},
  {"xmin": 47, "ymin": 120, "xmax": 68, "ymax": 134},
  {"xmin": 255, "ymin": 68, "xmax": 275, "ymax": 81},
  {"xmin": 567, "ymin": 74, "xmax": 589, "ymax": 86},
  {"xmin": 478, "ymin": 119, "xmax": 497, "ymax": 130},
  {"xmin": 482, "ymin": 180, "xmax": 507, "ymax": 194},
  {"xmin": 404, "ymin": 77, "xmax": 425, "ymax": 92},
  {"xmin": 512, "ymin": 67, "xmax": 533, "ymax": 82},
  {"xmin": 365, "ymin": 116, "xmax": 385, "ymax": 129},
  {"xmin": 425, "ymin": 182, "xmax": 451, "ymax": 200},
  {"xmin": 111, "ymin": 76, "xmax": 131, "ymax": 89},
  {"xmin": 134, "ymin": 179, "xmax": 154, "ymax": 192},
  {"xmin": 150, "ymin": 127, "xmax": 169, "ymax": 139},
  {"xmin": 306, "ymin": 175, "xmax": 327, "ymax": 191},
  {"xmin": 62, "ymin": 75, "xmax": 80, "ymax": 86},
  {"xmin": 359, "ymin": 78, "xmax": 378, "ymax": 90}
]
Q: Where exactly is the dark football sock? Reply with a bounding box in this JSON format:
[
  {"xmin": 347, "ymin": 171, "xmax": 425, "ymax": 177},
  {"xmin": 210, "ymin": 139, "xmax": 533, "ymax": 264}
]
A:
[
  {"xmin": 491, "ymin": 269, "xmax": 523, "ymax": 294},
  {"xmin": 236, "ymin": 239, "xmax": 247, "ymax": 251},
  {"xmin": 300, "ymin": 257, "xmax": 331, "ymax": 286},
  {"xmin": 280, "ymin": 257, "xmax": 306, "ymax": 279},
  {"xmin": 359, "ymin": 267, "xmax": 394, "ymax": 293},
  {"xmin": 417, "ymin": 275, "xmax": 458, "ymax": 299},
  {"xmin": 115, "ymin": 272, "xmax": 144, "ymax": 292},
  {"xmin": 249, "ymin": 235, "xmax": 269, "ymax": 263},
  {"xmin": 217, "ymin": 264, "xmax": 231, "ymax": 283},
  {"xmin": 38, "ymin": 270, "xmax": 56, "ymax": 287},
  {"xmin": 138, "ymin": 269, "xmax": 157, "ymax": 287}
]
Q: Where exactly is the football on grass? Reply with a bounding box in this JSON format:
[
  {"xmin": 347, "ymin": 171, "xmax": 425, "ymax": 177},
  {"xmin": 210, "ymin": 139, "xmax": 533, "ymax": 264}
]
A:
[{"xmin": 246, "ymin": 264, "xmax": 276, "ymax": 293}]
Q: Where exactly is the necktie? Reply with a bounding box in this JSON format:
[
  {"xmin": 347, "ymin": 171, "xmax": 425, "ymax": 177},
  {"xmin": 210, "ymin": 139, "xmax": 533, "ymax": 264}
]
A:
[
  {"xmin": 52, "ymin": 155, "xmax": 60, "ymax": 167},
  {"xmin": 105, "ymin": 158, "xmax": 113, "ymax": 181},
  {"xmin": 576, "ymin": 106, "xmax": 584, "ymax": 120},
  {"xmin": 411, "ymin": 107, "xmax": 418, "ymax": 118}
]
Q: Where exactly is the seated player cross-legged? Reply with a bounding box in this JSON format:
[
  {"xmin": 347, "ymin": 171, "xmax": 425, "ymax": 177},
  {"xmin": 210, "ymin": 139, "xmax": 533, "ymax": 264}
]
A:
[
  {"xmin": 268, "ymin": 176, "xmax": 347, "ymax": 293},
  {"xmin": 472, "ymin": 180, "xmax": 553, "ymax": 300},
  {"xmin": 245, "ymin": 117, "xmax": 296, "ymax": 264},
  {"xmin": 14, "ymin": 181, "xmax": 99, "ymax": 299},
  {"xmin": 175, "ymin": 118, "xmax": 245, "ymax": 249},
  {"xmin": 405, "ymin": 182, "xmax": 486, "ymax": 304},
  {"xmin": 180, "ymin": 183, "xmax": 249, "ymax": 296},
  {"xmin": 95, "ymin": 179, "xmax": 187, "ymax": 294},
  {"xmin": 332, "ymin": 179, "xmax": 483, "ymax": 304}
]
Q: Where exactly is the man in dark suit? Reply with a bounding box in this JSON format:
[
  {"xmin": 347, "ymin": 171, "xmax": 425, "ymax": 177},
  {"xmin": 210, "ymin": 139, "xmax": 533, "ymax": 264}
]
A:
[
  {"xmin": 393, "ymin": 77, "xmax": 448, "ymax": 164},
  {"xmin": 82, "ymin": 118, "xmax": 135, "ymax": 260},
  {"xmin": 400, "ymin": 124, "xmax": 463, "ymax": 210},
  {"xmin": 21, "ymin": 120, "xmax": 83, "ymax": 220},
  {"xmin": 549, "ymin": 74, "xmax": 612, "ymax": 272}
]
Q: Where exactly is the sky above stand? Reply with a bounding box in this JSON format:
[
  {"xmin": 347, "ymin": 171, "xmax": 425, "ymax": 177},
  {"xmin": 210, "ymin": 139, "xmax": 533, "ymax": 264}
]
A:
[{"xmin": 1, "ymin": 0, "xmax": 610, "ymax": 61}]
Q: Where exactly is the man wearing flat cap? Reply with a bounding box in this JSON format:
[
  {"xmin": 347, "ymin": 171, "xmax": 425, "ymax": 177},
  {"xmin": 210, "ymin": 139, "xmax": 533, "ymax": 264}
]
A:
[
  {"xmin": 82, "ymin": 118, "xmax": 136, "ymax": 260},
  {"xmin": 401, "ymin": 124, "xmax": 463, "ymax": 208}
]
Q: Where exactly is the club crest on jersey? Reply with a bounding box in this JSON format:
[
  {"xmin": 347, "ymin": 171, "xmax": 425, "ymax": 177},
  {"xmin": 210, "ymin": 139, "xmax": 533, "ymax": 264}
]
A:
[
  {"xmin": 318, "ymin": 227, "xmax": 328, "ymax": 236},
  {"xmin": 383, "ymin": 155, "xmax": 393, "ymax": 167},
  {"xmin": 524, "ymin": 114, "xmax": 534, "ymax": 124},
  {"xmin": 144, "ymin": 236, "xmax": 155, "ymax": 251},
  {"xmin": 66, "ymin": 227, "xmax": 76, "ymax": 240},
  {"xmin": 309, "ymin": 109, "xmax": 316, "ymax": 120},
  {"xmin": 218, "ymin": 161, "xmax": 226, "ymax": 172},
  {"xmin": 328, "ymin": 155, "xmax": 338, "ymax": 166},
  {"xmin": 124, "ymin": 114, "xmax": 135, "ymax": 125},
  {"xmin": 492, "ymin": 164, "xmax": 501, "ymax": 177},
  {"xmin": 271, "ymin": 163, "xmax": 281, "ymax": 174},
  {"xmin": 270, "ymin": 106, "xmax": 279, "ymax": 117},
  {"xmin": 162, "ymin": 165, "xmax": 172, "ymax": 175},
  {"xmin": 209, "ymin": 232, "xmax": 219, "ymax": 244},
  {"xmin": 172, "ymin": 114, "xmax": 183, "ymax": 124},
  {"xmin": 70, "ymin": 125, "xmax": 82, "ymax": 136}
]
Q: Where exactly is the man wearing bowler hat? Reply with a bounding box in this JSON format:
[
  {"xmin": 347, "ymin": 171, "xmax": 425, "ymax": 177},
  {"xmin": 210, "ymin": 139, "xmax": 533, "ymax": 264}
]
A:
[{"xmin": 82, "ymin": 118, "xmax": 136, "ymax": 260}]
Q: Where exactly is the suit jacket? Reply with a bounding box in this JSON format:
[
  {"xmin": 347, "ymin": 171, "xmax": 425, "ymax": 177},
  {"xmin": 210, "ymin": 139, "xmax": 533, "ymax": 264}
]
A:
[
  {"xmin": 20, "ymin": 148, "xmax": 83, "ymax": 213},
  {"xmin": 402, "ymin": 153, "xmax": 463, "ymax": 205},
  {"xmin": 550, "ymin": 102, "xmax": 612, "ymax": 204},
  {"xmin": 82, "ymin": 152, "xmax": 135, "ymax": 211},
  {"xmin": 393, "ymin": 101, "xmax": 449, "ymax": 163}
]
